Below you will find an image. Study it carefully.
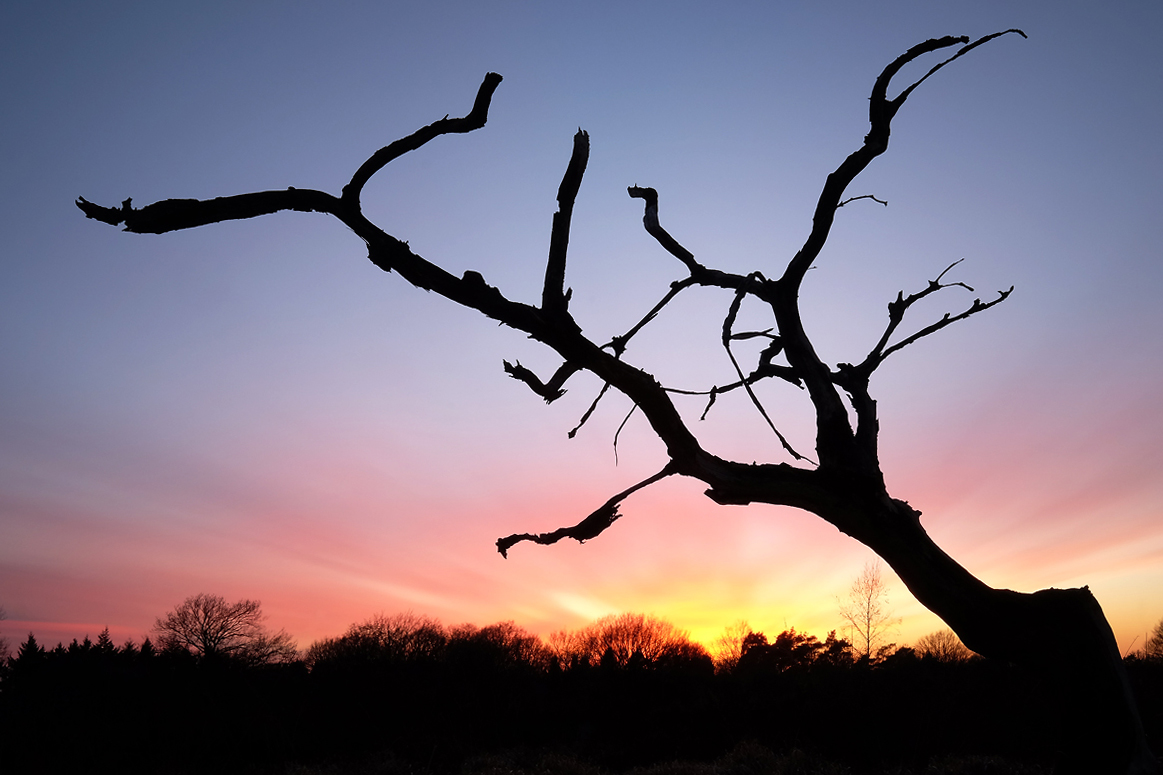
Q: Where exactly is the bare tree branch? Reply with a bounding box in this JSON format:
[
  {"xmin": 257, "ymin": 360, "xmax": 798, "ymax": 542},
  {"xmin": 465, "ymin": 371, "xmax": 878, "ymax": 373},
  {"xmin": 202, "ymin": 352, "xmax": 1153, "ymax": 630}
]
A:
[
  {"xmin": 770, "ymin": 31, "xmax": 1024, "ymax": 473},
  {"xmin": 878, "ymin": 286, "xmax": 1013, "ymax": 362},
  {"xmin": 837, "ymin": 194, "xmax": 888, "ymax": 209},
  {"xmin": 627, "ymin": 186, "xmax": 699, "ymax": 273},
  {"xmin": 613, "ymin": 403, "xmax": 638, "ymax": 465},
  {"xmin": 627, "ymin": 186, "xmax": 752, "ymax": 294},
  {"xmin": 76, "ymin": 189, "xmax": 339, "ymax": 234},
  {"xmin": 502, "ymin": 360, "xmax": 579, "ymax": 403},
  {"xmin": 721, "ymin": 280, "xmax": 811, "ymax": 463},
  {"xmin": 604, "ymin": 277, "xmax": 696, "ymax": 358},
  {"xmin": 667, "ymin": 358, "xmax": 802, "ymax": 401},
  {"xmin": 343, "ymin": 72, "xmax": 503, "ymax": 205},
  {"xmin": 845, "ymin": 260, "xmax": 1013, "ymax": 378},
  {"xmin": 888, "ymin": 30, "xmax": 1027, "ymax": 109},
  {"xmin": 871, "ymin": 259, "xmax": 973, "ymax": 363},
  {"xmin": 568, "ymin": 381, "xmax": 612, "ymax": 439},
  {"xmin": 543, "ymin": 130, "xmax": 590, "ymax": 317},
  {"xmin": 496, "ymin": 464, "xmax": 677, "ymax": 557}
]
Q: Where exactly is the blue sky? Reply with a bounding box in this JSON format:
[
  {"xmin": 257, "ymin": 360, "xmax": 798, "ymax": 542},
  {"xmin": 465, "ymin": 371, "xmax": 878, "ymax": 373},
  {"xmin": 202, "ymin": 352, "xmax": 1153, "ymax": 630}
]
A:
[{"xmin": 2, "ymin": 1, "xmax": 1161, "ymax": 653}]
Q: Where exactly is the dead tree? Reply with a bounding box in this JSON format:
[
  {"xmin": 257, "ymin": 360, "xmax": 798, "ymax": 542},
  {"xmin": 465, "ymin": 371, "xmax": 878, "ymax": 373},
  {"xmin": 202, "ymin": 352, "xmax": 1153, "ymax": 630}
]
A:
[{"xmin": 78, "ymin": 32, "xmax": 1157, "ymax": 773}]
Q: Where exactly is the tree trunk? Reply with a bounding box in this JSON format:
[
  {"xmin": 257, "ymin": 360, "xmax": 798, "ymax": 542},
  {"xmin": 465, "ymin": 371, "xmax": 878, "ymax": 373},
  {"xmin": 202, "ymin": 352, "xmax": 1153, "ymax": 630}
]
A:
[{"xmin": 854, "ymin": 494, "xmax": 1156, "ymax": 774}]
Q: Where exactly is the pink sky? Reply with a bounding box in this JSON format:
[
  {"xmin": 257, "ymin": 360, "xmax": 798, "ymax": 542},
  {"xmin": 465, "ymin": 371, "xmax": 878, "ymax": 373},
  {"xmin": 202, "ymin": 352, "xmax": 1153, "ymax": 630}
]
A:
[{"xmin": 2, "ymin": 2, "xmax": 1162, "ymax": 659}]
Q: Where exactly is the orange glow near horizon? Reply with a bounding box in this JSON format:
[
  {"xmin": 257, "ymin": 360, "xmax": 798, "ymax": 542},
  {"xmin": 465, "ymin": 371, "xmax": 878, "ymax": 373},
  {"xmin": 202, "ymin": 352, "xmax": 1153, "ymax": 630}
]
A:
[{"xmin": 3, "ymin": 3, "xmax": 1163, "ymax": 673}]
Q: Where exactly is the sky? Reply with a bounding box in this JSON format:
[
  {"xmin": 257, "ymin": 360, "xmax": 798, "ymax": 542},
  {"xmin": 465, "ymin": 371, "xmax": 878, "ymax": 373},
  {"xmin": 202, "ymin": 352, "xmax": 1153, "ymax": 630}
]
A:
[{"xmin": 2, "ymin": 1, "xmax": 1162, "ymax": 657}]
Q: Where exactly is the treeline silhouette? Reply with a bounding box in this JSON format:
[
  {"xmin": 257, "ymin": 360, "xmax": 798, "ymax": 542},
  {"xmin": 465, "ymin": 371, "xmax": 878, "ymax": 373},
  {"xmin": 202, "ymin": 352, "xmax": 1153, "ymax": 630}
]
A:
[{"xmin": 2, "ymin": 611, "xmax": 1161, "ymax": 774}]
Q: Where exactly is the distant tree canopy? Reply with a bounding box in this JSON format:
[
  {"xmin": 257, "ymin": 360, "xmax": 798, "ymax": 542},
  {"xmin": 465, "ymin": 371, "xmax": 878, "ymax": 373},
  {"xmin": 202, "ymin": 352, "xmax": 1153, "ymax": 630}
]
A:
[
  {"xmin": 1148, "ymin": 618, "xmax": 1163, "ymax": 661},
  {"xmin": 915, "ymin": 629, "xmax": 976, "ymax": 663},
  {"xmin": 447, "ymin": 620, "xmax": 550, "ymax": 671},
  {"xmin": 6, "ymin": 607, "xmax": 1161, "ymax": 773},
  {"xmin": 153, "ymin": 593, "xmax": 297, "ymax": 666},
  {"xmin": 305, "ymin": 611, "xmax": 446, "ymax": 671},
  {"xmin": 303, "ymin": 612, "xmax": 553, "ymax": 677},
  {"xmin": 736, "ymin": 627, "xmax": 853, "ymax": 674},
  {"xmin": 546, "ymin": 612, "xmax": 712, "ymax": 671},
  {"xmin": 711, "ymin": 619, "xmax": 753, "ymax": 673}
]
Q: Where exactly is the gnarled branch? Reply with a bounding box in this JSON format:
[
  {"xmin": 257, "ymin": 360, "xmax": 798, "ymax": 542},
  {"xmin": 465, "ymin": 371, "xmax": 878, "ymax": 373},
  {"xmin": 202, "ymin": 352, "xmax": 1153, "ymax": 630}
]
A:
[
  {"xmin": 543, "ymin": 130, "xmax": 590, "ymax": 317},
  {"xmin": 76, "ymin": 189, "xmax": 339, "ymax": 234},
  {"xmin": 879, "ymin": 286, "xmax": 1013, "ymax": 363},
  {"xmin": 627, "ymin": 186, "xmax": 700, "ymax": 274},
  {"xmin": 73, "ymin": 37, "xmax": 1017, "ymax": 567},
  {"xmin": 503, "ymin": 360, "xmax": 579, "ymax": 404},
  {"xmin": 81, "ymin": 36, "xmax": 1157, "ymax": 769},
  {"xmin": 343, "ymin": 72, "xmax": 503, "ymax": 206},
  {"xmin": 496, "ymin": 464, "xmax": 678, "ymax": 557},
  {"xmin": 848, "ymin": 260, "xmax": 1013, "ymax": 378}
]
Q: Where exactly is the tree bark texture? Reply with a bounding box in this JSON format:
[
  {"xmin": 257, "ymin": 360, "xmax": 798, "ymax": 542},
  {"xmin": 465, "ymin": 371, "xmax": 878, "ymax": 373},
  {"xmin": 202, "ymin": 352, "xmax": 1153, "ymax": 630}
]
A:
[{"xmin": 78, "ymin": 32, "xmax": 1156, "ymax": 773}]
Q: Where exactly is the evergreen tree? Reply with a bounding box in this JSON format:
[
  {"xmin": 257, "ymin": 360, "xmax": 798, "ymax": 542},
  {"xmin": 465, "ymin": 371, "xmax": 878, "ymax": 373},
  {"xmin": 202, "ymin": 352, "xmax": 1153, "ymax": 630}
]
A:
[{"xmin": 12, "ymin": 633, "xmax": 46, "ymax": 676}]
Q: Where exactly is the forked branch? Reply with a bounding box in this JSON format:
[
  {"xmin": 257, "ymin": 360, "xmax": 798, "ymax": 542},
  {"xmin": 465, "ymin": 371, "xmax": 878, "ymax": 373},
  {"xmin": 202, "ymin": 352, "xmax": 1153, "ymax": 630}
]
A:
[
  {"xmin": 879, "ymin": 286, "xmax": 1012, "ymax": 363},
  {"xmin": 721, "ymin": 280, "xmax": 811, "ymax": 463},
  {"xmin": 503, "ymin": 360, "xmax": 579, "ymax": 403},
  {"xmin": 853, "ymin": 260, "xmax": 1013, "ymax": 376},
  {"xmin": 77, "ymin": 34, "xmax": 1024, "ymax": 557},
  {"xmin": 78, "ymin": 36, "xmax": 1157, "ymax": 775}
]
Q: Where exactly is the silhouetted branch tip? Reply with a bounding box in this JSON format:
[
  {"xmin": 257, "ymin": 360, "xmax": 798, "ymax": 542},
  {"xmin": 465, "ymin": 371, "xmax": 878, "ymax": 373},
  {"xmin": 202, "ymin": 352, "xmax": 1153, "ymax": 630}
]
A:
[
  {"xmin": 496, "ymin": 466, "xmax": 676, "ymax": 556},
  {"xmin": 344, "ymin": 71, "xmax": 503, "ymax": 204},
  {"xmin": 612, "ymin": 404, "xmax": 637, "ymax": 465},
  {"xmin": 627, "ymin": 186, "xmax": 658, "ymax": 207},
  {"xmin": 627, "ymin": 185, "xmax": 699, "ymax": 272},
  {"xmin": 837, "ymin": 194, "xmax": 888, "ymax": 208},
  {"xmin": 76, "ymin": 196, "xmax": 130, "ymax": 227},
  {"xmin": 503, "ymin": 359, "xmax": 568, "ymax": 403},
  {"xmin": 497, "ymin": 504, "xmax": 622, "ymax": 558},
  {"xmin": 543, "ymin": 130, "xmax": 590, "ymax": 315},
  {"xmin": 886, "ymin": 31, "xmax": 1027, "ymax": 111}
]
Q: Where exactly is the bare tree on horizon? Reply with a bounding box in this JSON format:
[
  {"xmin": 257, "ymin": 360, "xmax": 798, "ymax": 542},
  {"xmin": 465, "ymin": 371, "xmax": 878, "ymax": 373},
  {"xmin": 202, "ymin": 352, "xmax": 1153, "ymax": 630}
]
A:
[
  {"xmin": 838, "ymin": 561, "xmax": 899, "ymax": 663},
  {"xmin": 78, "ymin": 31, "xmax": 1157, "ymax": 773},
  {"xmin": 914, "ymin": 628, "xmax": 975, "ymax": 663},
  {"xmin": 153, "ymin": 593, "xmax": 297, "ymax": 666}
]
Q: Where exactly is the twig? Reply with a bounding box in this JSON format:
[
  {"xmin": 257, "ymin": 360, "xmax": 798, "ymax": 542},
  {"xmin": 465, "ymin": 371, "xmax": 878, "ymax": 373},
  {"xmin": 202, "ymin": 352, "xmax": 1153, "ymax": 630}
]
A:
[
  {"xmin": 569, "ymin": 382, "xmax": 612, "ymax": 439},
  {"xmin": 722, "ymin": 279, "xmax": 810, "ymax": 463},
  {"xmin": 837, "ymin": 194, "xmax": 888, "ymax": 209},
  {"xmin": 613, "ymin": 404, "xmax": 638, "ymax": 465}
]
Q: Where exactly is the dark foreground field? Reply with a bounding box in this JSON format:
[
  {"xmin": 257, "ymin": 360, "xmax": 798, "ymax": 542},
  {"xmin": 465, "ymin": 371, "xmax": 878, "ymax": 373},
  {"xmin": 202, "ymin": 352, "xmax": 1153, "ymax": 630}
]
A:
[{"xmin": 2, "ymin": 636, "xmax": 1160, "ymax": 775}]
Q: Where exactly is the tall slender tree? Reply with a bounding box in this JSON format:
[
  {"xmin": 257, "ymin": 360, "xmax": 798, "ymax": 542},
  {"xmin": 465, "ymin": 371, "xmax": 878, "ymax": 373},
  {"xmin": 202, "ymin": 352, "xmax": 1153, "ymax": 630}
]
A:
[
  {"xmin": 78, "ymin": 32, "xmax": 1156, "ymax": 772},
  {"xmin": 838, "ymin": 562, "xmax": 899, "ymax": 663}
]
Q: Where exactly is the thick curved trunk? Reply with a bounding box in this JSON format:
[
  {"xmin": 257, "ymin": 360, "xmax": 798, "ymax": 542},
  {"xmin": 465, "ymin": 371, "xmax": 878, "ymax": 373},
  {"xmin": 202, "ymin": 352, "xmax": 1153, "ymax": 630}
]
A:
[
  {"xmin": 858, "ymin": 497, "xmax": 1156, "ymax": 774},
  {"xmin": 693, "ymin": 458, "xmax": 1156, "ymax": 772}
]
